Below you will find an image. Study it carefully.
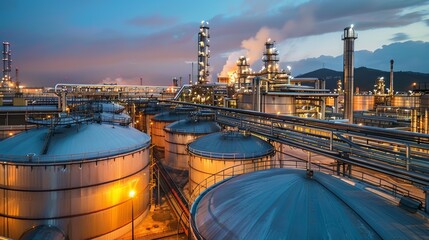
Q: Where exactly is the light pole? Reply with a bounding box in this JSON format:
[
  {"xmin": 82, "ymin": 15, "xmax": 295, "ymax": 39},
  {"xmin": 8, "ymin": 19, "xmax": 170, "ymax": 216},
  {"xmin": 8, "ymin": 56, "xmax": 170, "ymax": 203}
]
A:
[
  {"xmin": 185, "ymin": 61, "xmax": 196, "ymax": 84},
  {"xmin": 129, "ymin": 190, "xmax": 136, "ymax": 240}
]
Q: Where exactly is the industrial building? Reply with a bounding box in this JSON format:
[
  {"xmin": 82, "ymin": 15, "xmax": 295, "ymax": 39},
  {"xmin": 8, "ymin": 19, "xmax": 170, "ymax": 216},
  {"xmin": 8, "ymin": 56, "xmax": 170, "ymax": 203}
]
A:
[{"xmin": 0, "ymin": 22, "xmax": 427, "ymax": 240}]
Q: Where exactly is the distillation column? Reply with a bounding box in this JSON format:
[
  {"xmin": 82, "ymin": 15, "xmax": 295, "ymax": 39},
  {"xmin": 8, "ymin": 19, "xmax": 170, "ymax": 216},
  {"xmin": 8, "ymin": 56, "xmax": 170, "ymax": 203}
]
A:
[
  {"xmin": 2, "ymin": 42, "xmax": 12, "ymax": 87},
  {"xmin": 390, "ymin": 59, "xmax": 394, "ymax": 96},
  {"xmin": 236, "ymin": 56, "xmax": 250, "ymax": 89},
  {"xmin": 197, "ymin": 21, "xmax": 210, "ymax": 84},
  {"xmin": 342, "ymin": 25, "xmax": 358, "ymax": 124},
  {"xmin": 262, "ymin": 39, "xmax": 280, "ymax": 81}
]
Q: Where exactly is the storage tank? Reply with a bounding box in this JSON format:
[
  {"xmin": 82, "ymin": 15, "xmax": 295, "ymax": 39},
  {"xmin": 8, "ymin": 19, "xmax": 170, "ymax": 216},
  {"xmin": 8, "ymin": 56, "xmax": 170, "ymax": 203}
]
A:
[
  {"xmin": 190, "ymin": 168, "xmax": 429, "ymax": 239},
  {"xmin": 20, "ymin": 225, "xmax": 67, "ymax": 240},
  {"xmin": 151, "ymin": 106, "xmax": 194, "ymax": 150},
  {"xmin": 0, "ymin": 122, "xmax": 151, "ymax": 239},
  {"xmin": 188, "ymin": 131, "xmax": 274, "ymax": 195},
  {"xmin": 164, "ymin": 111, "xmax": 221, "ymax": 171},
  {"xmin": 141, "ymin": 102, "xmax": 172, "ymax": 135}
]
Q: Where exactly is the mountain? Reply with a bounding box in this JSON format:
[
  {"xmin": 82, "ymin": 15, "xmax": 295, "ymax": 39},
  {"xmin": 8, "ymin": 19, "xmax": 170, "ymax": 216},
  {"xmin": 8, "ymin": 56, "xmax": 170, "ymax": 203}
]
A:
[
  {"xmin": 286, "ymin": 41, "xmax": 429, "ymax": 78},
  {"xmin": 297, "ymin": 67, "xmax": 429, "ymax": 92}
]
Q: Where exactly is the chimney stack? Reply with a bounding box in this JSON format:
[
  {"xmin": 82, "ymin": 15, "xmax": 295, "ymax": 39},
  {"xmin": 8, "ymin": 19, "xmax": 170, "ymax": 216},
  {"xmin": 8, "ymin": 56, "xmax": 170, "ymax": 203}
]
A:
[
  {"xmin": 390, "ymin": 59, "xmax": 394, "ymax": 96},
  {"xmin": 342, "ymin": 25, "xmax": 358, "ymax": 124}
]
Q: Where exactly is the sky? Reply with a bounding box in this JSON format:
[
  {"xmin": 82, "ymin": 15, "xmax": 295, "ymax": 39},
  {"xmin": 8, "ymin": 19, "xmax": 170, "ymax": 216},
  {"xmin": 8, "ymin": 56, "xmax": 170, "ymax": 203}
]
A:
[{"xmin": 0, "ymin": 0, "xmax": 428, "ymax": 87}]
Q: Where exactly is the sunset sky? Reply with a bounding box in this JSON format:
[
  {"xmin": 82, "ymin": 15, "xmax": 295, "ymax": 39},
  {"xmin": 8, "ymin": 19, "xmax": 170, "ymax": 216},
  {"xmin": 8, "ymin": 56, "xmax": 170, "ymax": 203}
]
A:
[{"xmin": 1, "ymin": 0, "xmax": 428, "ymax": 87}]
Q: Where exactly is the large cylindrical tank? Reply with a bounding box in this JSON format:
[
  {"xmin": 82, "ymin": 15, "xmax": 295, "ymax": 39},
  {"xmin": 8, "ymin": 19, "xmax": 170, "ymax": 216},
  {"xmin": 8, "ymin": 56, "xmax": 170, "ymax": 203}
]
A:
[
  {"xmin": 190, "ymin": 168, "xmax": 429, "ymax": 239},
  {"xmin": 151, "ymin": 107, "xmax": 194, "ymax": 150},
  {"xmin": 164, "ymin": 111, "xmax": 221, "ymax": 171},
  {"xmin": 188, "ymin": 131, "xmax": 274, "ymax": 195},
  {"xmin": 141, "ymin": 101, "xmax": 172, "ymax": 135},
  {"xmin": 0, "ymin": 123, "xmax": 151, "ymax": 239},
  {"xmin": 354, "ymin": 95, "xmax": 374, "ymax": 111}
]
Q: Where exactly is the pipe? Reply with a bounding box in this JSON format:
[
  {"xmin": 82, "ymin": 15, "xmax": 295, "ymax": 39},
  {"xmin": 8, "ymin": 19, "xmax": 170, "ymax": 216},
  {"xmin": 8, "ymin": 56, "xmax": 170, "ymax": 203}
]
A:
[{"xmin": 390, "ymin": 59, "xmax": 394, "ymax": 96}]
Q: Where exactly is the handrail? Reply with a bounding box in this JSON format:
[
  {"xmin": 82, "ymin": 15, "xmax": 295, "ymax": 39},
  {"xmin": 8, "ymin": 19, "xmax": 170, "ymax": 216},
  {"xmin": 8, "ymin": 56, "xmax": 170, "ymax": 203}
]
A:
[
  {"xmin": 187, "ymin": 147, "xmax": 275, "ymax": 159},
  {"xmin": 0, "ymin": 141, "xmax": 150, "ymax": 164},
  {"xmin": 189, "ymin": 159, "xmax": 423, "ymax": 206}
]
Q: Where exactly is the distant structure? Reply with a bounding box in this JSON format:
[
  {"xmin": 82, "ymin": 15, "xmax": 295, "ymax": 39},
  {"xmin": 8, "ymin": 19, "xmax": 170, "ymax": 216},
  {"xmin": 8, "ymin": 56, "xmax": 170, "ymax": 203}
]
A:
[
  {"xmin": 261, "ymin": 39, "xmax": 280, "ymax": 82},
  {"xmin": 342, "ymin": 25, "xmax": 358, "ymax": 124},
  {"xmin": 197, "ymin": 21, "xmax": 210, "ymax": 84},
  {"xmin": 390, "ymin": 59, "xmax": 394, "ymax": 96},
  {"xmin": 2, "ymin": 42, "xmax": 12, "ymax": 88}
]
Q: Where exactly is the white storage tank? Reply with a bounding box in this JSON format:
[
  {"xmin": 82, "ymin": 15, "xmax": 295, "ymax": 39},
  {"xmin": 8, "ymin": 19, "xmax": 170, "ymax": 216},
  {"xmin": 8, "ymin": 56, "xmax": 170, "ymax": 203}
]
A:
[
  {"xmin": 151, "ymin": 106, "xmax": 194, "ymax": 150},
  {"xmin": 188, "ymin": 131, "xmax": 274, "ymax": 195},
  {"xmin": 191, "ymin": 168, "xmax": 429, "ymax": 239},
  {"xmin": 164, "ymin": 111, "xmax": 221, "ymax": 171},
  {"xmin": 0, "ymin": 122, "xmax": 151, "ymax": 239}
]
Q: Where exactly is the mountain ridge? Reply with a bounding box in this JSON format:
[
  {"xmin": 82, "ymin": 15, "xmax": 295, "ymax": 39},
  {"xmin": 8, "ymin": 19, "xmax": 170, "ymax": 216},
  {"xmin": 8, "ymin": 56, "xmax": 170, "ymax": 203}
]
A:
[{"xmin": 296, "ymin": 67, "xmax": 429, "ymax": 92}]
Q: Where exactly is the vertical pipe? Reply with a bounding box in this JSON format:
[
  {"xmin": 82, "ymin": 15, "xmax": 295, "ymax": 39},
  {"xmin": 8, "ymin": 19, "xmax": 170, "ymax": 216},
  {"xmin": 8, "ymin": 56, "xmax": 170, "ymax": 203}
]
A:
[
  {"xmin": 131, "ymin": 199, "xmax": 134, "ymax": 240},
  {"xmin": 256, "ymin": 79, "xmax": 261, "ymax": 112},
  {"xmin": 342, "ymin": 26, "xmax": 358, "ymax": 124},
  {"xmin": 406, "ymin": 145, "xmax": 410, "ymax": 171},
  {"xmin": 390, "ymin": 59, "xmax": 394, "ymax": 96},
  {"xmin": 424, "ymin": 186, "xmax": 429, "ymax": 214},
  {"xmin": 321, "ymin": 98, "xmax": 326, "ymax": 120},
  {"xmin": 15, "ymin": 68, "xmax": 18, "ymax": 84},
  {"xmin": 425, "ymin": 108, "xmax": 428, "ymax": 134},
  {"xmin": 334, "ymin": 96, "xmax": 339, "ymax": 113}
]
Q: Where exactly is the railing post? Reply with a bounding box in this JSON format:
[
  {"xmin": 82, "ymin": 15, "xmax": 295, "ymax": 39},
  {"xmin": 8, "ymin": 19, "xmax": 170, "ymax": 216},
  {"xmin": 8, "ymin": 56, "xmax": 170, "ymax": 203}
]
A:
[
  {"xmin": 424, "ymin": 186, "xmax": 429, "ymax": 214},
  {"xmin": 329, "ymin": 131, "xmax": 333, "ymax": 151},
  {"xmin": 405, "ymin": 144, "xmax": 410, "ymax": 171}
]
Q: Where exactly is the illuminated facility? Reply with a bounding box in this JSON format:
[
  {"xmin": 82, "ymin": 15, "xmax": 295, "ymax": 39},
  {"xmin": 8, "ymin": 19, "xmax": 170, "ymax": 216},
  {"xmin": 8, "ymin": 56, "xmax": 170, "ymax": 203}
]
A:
[{"xmin": 0, "ymin": 22, "xmax": 428, "ymax": 239}]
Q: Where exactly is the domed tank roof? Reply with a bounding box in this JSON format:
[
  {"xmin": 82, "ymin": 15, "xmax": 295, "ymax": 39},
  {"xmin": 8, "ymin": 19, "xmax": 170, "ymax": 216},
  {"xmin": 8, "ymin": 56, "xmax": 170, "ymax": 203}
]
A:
[
  {"xmin": 0, "ymin": 123, "xmax": 150, "ymax": 163},
  {"xmin": 164, "ymin": 118, "xmax": 221, "ymax": 134},
  {"xmin": 143, "ymin": 102, "xmax": 173, "ymax": 115},
  {"xmin": 20, "ymin": 225, "xmax": 67, "ymax": 240},
  {"xmin": 188, "ymin": 131, "xmax": 274, "ymax": 159},
  {"xmin": 191, "ymin": 168, "xmax": 429, "ymax": 239},
  {"xmin": 152, "ymin": 107, "xmax": 194, "ymax": 122}
]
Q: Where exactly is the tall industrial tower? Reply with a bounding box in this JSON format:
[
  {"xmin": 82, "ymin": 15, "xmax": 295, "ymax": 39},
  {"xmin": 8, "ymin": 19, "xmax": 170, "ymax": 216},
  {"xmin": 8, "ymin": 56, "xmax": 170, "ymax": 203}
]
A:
[
  {"xmin": 342, "ymin": 25, "xmax": 357, "ymax": 124},
  {"xmin": 262, "ymin": 39, "xmax": 280, "ymax": 81},
  {"xmin": 390, "ymin": 59, "xmax": 394, "ymax": 96},
  {"xmin": 2, "ymin": 42, "xmax": 12, "ymax": 87},
  {"xmin": 197, "ymin": 21, "xmax": 210, "ymax": 84}
]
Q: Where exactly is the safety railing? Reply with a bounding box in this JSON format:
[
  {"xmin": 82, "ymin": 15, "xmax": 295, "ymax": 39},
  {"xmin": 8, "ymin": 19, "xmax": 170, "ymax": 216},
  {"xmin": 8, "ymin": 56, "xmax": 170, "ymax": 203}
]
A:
[
  {"xmin": 0, "ymin": 141, "xmax": 150, "ymax": 164},
  {"xmin": 189, "ymin": 159, "xmax": 424, "ymax": 206}
]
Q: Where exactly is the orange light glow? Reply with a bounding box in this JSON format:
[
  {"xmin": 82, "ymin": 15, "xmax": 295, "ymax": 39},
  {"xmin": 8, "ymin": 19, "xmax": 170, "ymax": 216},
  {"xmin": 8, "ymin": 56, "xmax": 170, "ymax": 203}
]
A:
[{"xmin": 129, "ymin": 190, "xmax": 136, "ymax": 198}]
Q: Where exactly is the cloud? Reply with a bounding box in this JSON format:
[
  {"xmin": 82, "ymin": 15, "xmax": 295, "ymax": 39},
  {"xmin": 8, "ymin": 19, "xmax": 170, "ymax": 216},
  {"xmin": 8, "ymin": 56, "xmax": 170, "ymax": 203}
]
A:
[
  {"xmin": 127, "ymin": 14, "xmax": 179, "ymax": 27},
  {"xmin": 390, "ymin": 33, "xmax": 410, "ymax": 41},
  {"xmin": 219, "ymin": 50, "xmax": 246, "ymax": 76},
  {"xmin": 215, "ymin": 0, "xmax": 428, "ymax": 76},
  {"xmin": 6, "ymin": 0, "xmax": 429, "ymax": 87}
]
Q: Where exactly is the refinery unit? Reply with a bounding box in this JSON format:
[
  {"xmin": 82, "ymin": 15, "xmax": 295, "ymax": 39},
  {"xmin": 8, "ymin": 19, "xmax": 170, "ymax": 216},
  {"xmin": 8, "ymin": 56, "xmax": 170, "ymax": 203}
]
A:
[{"xmin": 0, "ymin": 21, "xmax": 428, "ymax": 240}]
